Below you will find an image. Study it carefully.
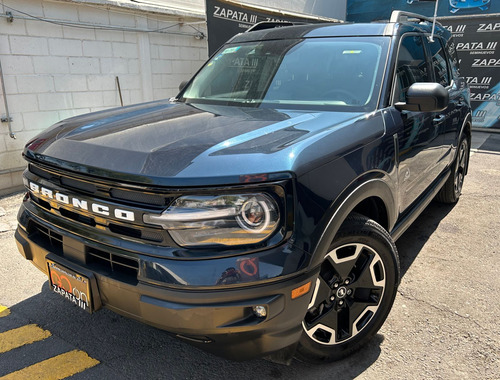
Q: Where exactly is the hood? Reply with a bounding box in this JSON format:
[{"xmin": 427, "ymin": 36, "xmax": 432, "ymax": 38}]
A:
[{"xmin": 25, "ymin": 100, "xmax": 383, "ymax": 186}]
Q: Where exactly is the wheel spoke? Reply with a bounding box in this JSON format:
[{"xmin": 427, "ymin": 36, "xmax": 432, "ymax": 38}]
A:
[
  {"xmin": 304, "ymin": 305, "xmax": 340, "ymax": 344},
  {"xmin": 454, "ymin": 139, "xmax": 468, "ymax": 194},
  {"xmin": 459, "ymin": 140, "xmax": 468, "ymax": 168},
  {"xmin": 355, "ymin": 255, "xmax": 385, "ymax": 288},
  {"xmin": 312, "ymin": 306, "xmax": 340, "ymax": 333},
  {"xmin": 345, "ymin": 300, "xmax": 373, "ymax": 337},
  {"xmin": 308, "ymin": 276, "xmax": 332, "ymax": 309},
  {"xmin": 326, "ymin": 243, "xmax": 363, "ymax": 279}
]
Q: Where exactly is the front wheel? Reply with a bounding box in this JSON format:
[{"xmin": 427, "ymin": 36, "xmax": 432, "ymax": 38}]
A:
[{"xmin": 295, "ymin": 214, "xmax": 400, "ymax": 363}]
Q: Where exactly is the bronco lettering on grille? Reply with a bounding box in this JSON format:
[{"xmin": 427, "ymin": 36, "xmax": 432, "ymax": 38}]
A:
[{"xmin": 29, "ymin": 181, "xmax": 135, "ymax": 222}]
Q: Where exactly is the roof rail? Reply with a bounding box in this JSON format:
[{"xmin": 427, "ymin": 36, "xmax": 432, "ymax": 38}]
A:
[
  {"xmin": 245, "ymin": 21, "xmax": 306, "ymax": 33},
  {"xmin": 389, "ymin": 10, "xmax": 441, "ymax": 26}
]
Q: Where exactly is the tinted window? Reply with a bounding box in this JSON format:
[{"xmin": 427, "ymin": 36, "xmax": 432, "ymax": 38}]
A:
[
  {"xmin": 445, "ymin": 39, "xmax": 460, "ymax": 80},
  {"xmin": 394, "ymin": 35, "xmax": 430, "ymax": 102},
  {"xmin": 428, "ymin": 38, "xmax": 450, "ymax": 86},
  {"xmin": 181, "ymin": 37, "xmax": 390, "ymax": 111}
]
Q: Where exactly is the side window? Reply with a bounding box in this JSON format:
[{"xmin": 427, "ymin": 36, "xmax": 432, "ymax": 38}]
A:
[
  {"xmin": 445, "ymin": 39, "xmax": 460, "ymax": 80},
  {"xmin": 394, "ymin": 35, "xmax": 429, "ymax": 102},
  {"xmin": 428, "ymin": 38, "xmax": 450, "ymax": 87}
]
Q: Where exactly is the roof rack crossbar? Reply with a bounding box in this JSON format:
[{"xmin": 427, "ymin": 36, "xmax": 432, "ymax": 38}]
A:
[
  {"xmin": 245, "ymin": 21, "xmax": 305, "ymax": 33},
  {"xmin": 389, "ymin": 10, "xmax": 441, "ymax": 26}
]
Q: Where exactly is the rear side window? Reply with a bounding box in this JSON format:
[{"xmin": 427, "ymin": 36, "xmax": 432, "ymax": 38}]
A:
[
  {"xmin": 428, "ymin": 38, "xmax": 450, "ymax": 87},
  {"xmin": 445, "ymin": 39, "xmax": 460, "ymax": 80},
  {"xmin": 394, "ymin": 35, "xmax": 430, "ymax": 102}
]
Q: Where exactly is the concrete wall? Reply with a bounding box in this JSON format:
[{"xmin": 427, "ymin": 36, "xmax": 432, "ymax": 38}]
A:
[{"xmin": 0, "ymin": 0, "xmax": 208, "ymax": 195}]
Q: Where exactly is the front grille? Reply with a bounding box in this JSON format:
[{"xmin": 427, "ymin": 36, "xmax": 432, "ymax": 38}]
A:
[
  {"xmin": 28, "ymin": 163, "xmax": 174, "ymax": 209},
  {"xmin": 30, "ymin": 193, "xmax": 169, "ymax": 244},
  {"xmin": 110, "ymin": 188, "xmax": 167, "ymax": 206},
  {"xmin": 27, "ymin": 163, "xmax": 175, "ymax": 246},
  {"xmin": 31, "ymin": 193, "xmax": 52, "ymax": 210},
  {"xmin": 59, "ymin": 207, "xmax": 96, "ymax": 227},
  {"xmin": 61, "ymin": 176, "xmax": 97, "ymax": 194},
  {"xmin": 28, "ymin": 220, "xmax": 139, "ymax": 284}
]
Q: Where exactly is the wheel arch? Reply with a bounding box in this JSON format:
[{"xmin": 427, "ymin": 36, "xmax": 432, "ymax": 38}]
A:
[
  {"xmin": 309, "ymin": 177, "xmax": 397, "ymax": 270},
  {"xmin": 460, "ymin": 113, "xmax": 472, "ymax": 175}
]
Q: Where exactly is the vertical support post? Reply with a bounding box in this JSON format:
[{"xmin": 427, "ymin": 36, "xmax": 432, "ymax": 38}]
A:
[
  {"xmin": 429, "ymin": 0, "xmax": 440, "ymax": 42},
  {"xmin": 0, "ymin": 59, "xmax": 15, "ymax": 139},
  {"xmin": 116, "ymin": 76, "xmax": 124, "ymax": 107}
]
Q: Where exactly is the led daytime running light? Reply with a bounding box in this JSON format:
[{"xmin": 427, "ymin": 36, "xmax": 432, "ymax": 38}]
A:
[{"xmin": 144, "ymin": 207, "xmax": 237, "ymax": 225}]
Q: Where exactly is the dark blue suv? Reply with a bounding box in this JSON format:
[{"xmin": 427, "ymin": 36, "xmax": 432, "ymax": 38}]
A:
[{"xmin": 15, "ymin": 11, "xmax": 471, "ymax": 363}]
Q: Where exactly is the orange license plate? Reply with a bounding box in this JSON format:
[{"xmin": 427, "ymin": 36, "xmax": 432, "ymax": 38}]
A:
[{"xmin": 47, "ymin": 260, "xmax": 92, "ymax": 313}]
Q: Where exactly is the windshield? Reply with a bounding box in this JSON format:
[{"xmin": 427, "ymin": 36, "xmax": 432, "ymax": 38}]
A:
[{"xmin": 180, "ymin": 37, "xmax": 390, "ymax": 111}]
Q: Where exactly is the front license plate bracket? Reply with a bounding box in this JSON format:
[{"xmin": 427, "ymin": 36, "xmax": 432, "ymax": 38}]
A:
[{"xmin": 46, "ymin": 253, "xmax": 102, "ymax": 313}]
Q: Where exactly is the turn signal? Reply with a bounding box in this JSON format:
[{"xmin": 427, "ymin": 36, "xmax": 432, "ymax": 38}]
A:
[{"xmin": 291, "ymin": 281, "xmax": 311, "ymax": 300}]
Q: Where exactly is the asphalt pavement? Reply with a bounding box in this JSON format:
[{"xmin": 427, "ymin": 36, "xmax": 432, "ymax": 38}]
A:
[{"xmin": 0, "ymin": 131, "xmax": 499, "ymax": 379}]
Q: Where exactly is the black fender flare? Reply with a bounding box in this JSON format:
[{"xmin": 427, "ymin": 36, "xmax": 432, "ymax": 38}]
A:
[
  {"xmin": 308, "ymin": 177, "xmax": 397, "ymax": 270},
  {"xmin": 459, "ymin": 113, "xmax": 472, "ymax": 175}
]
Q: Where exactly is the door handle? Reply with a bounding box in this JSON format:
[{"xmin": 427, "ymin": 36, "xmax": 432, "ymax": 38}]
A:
[{"xmin": 433, "ymin": 114, "xmax": 446, "ymax": 123}]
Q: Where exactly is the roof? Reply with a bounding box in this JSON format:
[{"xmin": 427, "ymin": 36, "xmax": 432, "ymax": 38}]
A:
[{"xmin": 230, "ymin": 14, "xmax": 450, "ymax": 43}]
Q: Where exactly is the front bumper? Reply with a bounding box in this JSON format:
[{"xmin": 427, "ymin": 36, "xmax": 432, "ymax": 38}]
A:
[{"xmin": 15, "ymin": 205, "xmax": 317, "ymax": 360}]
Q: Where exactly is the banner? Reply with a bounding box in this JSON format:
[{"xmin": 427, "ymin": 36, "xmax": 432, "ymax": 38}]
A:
[
  {"xmin": 442, "ymin": 16, "xmax": 500, "ymax": 129},
  {"xmin": 348, "ymin": 0, "xmax": 500, "ymax": 22},
  {"xmin": 347, "ymin": 0, "xmax": 500, "ymax": 129},
  {"xmin": 205, "ymin": 0, "xmax": 331, "ymax": 56}
]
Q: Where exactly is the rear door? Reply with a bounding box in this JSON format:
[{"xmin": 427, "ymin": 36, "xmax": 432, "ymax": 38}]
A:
[{"xmin": 436, "ymin": 37, "xmax": 470, "ymax": 163}]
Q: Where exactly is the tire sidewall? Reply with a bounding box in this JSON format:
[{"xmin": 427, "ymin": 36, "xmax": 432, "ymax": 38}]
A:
[{"xmin": 297, "ymin": 220, "xmax": 399, "ymax": 362}]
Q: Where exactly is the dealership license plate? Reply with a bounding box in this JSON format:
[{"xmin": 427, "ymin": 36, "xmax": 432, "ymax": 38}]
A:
[{"xmin": 47, "ymin": 260, "xmax": 92, "ymax": 313}]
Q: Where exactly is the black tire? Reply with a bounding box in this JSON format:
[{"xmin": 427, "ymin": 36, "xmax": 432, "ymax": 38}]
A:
[
  {"xmin": 295, "ymin": 213, "xmax": 400, "ymax": 363},
  {"xmin": 436, "ymin": 134, "xmax": 469, "ymax": 204}
]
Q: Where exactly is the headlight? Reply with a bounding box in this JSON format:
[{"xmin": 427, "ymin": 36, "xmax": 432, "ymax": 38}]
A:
[{"xmin": 143, "ymin": 194, "xmax": 280, "ymax": 247}]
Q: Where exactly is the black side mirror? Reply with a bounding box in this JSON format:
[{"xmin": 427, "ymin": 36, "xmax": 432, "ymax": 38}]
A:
[
  {"xmin": 395, "ymin": 82, "xmax": 449, "ymax": 112},
  {"xmin": 179, "ymin": 80, "xmax": 189, "ymax": 92}
]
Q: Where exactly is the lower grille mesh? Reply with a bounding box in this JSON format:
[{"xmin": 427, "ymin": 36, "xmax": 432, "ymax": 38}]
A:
[
  {"xmin": 87, "ymin": 247, "xmax": 139, "ymax": 282},
  {"xmin": 28, "ymin": 221, "xmax": 139, "ymax": 284},
  {"xmin": 29, "ymin": 221, "xmax": 63, "ymax": 253}
]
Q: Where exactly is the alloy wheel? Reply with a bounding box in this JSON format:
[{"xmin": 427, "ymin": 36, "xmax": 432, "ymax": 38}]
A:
[{"xmin": 302, "ymin": 243, "xmax": 386, "ymax": 345}]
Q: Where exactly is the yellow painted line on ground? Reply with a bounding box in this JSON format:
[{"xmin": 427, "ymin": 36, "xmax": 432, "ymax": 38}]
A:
[
  {"xmin": 0, "ymin": 349, "xmax": 99, "ymax": 380},
  {"xmin": 0, "ymin": 305, "xmax": 10, "ymax": 318},
  {"xmin": 0, "ymin": 324, "xmax": 51, "ymax": 354}
]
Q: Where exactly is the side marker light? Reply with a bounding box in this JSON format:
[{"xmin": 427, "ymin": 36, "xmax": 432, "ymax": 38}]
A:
[{"xmin": 291, "ymin": 281, "xmax": 312, "ymax": 300}]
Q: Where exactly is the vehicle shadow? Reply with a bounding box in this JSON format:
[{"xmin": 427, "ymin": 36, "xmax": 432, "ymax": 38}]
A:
[
  {"xmin": 395, "ymin": 200, "xmax": 456, "ymax": 278},
  {"xmin": 7, "ymin": 281, "xmax": 382, "ymax": 379}
]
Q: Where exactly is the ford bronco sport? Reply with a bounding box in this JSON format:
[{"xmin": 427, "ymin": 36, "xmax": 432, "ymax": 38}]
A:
[{"xmin": 15, "ymin": 11, "xmax": 471, "ymax": 363}]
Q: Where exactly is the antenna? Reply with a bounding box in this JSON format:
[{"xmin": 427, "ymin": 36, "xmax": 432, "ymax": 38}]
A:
[{"xmin": 429, "ymin": 0, "xmax": 440, "ymax": 42}]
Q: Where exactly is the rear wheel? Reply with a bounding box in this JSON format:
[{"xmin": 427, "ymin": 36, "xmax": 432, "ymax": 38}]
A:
[
  {"xmin": 436, "ymin": 134, "xmax": 469, "ymax": 204},
  {"xmin": 295, "ymin": 214, "xmax": 400, "ymax": 363}
]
